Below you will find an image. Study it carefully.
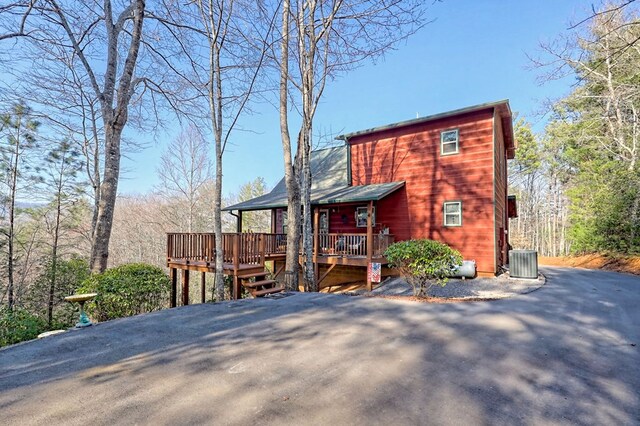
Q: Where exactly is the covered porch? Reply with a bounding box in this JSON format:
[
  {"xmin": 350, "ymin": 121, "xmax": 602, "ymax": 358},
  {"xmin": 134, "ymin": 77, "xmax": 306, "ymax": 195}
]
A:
[{"xmin": 226, "ymin": 181, "xmax": 405, "ymax": 292}]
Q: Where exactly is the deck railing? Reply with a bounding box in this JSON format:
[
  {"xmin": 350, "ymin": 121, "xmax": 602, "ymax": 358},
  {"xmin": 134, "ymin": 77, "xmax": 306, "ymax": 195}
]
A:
[
  {"xmin": 167, "ymin": 232, "xmax": 393, "ymax": 264},
  {"xmin": 166, "ymin": 233, "xmax": 215, "ymax": 262},
  {"xmin": 373, "ymin": 234, "xmax": 395, "ymax": 256},
  {"xmin": 317, "ymin": 233, "xmax": 394, "ymax": 257}
]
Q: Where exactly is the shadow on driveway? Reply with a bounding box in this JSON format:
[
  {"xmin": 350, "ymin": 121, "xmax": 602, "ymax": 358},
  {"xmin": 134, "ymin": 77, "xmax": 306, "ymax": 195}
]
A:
[{"xmin": 0, "ymin": 267, "xmax": 638, "ymax": 425}]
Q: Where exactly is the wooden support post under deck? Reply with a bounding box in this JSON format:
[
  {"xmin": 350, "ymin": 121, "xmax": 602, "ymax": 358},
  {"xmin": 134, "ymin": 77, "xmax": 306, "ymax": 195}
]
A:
[
  {"xmin": 200, "ymin": 271, "xmax": 206, "ymax": 303},
  {"xmin": 233, "ymin": 276, "xmax": 241, "ymax": 300},
  {"xmin": 236, "ymin": 210, "xmax": 243, "ymax": 233},
  {"xmin": 170, "ymin": 268, "xmax": 177, "ymax": 308},
  {"xmin": 366, "ymin": 200, "xmax": 374, "ymax": 292},
  {"xmin": 182, "ymin": 269, "xmax": 190, "ymax": 306},
  {"xmin": 313, "ymin": 207, "xmax": 320, "ymax": 290},
  {"xmin": 232, "ymin": 234, "xmax": 240, "ymax": 300}
]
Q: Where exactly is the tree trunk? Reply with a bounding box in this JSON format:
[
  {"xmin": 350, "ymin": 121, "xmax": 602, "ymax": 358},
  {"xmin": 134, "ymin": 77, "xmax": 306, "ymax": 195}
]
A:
[
  {"xmin": 48, "ymin": 190, "xmax": 62, "ymax": 327},
  {"xmin": 299, "ymin": 2, "xmax": 316, "ymax": 291},
  {"xmin": 202, "ymin": 0, "xmax": 226, "ymax": 301},
  {"xmin": 90, "ymin": 123, "xmax": 124, "ymax": 272},
  {"xmin": 47, "ymin": 147, "xmax": 70, "ymax": 326},
  {"xmin": 279, "ymin": 0, "xmax": 300, "ymax": 291},
  {"xmin": 301, "ymin": 132, "xmax": 315, "ymax": 291},
  {"xmin": 6, "ymin": 118, "xmax": 20, "ymax": 310},
  {"xmin": 56, "ymin": 0, "xmax": 146, "ymax": 273}
]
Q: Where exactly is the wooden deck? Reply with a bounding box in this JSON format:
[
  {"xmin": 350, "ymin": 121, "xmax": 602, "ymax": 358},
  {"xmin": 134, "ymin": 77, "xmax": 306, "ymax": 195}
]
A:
[{"xmin": 166, "ymin": 232, "xmax": 393, "ymax": 304}]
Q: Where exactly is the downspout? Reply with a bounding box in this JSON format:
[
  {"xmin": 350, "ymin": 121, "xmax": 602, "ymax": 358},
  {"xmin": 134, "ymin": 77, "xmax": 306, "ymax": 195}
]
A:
[
  {"xmin": 229, "ymin": 210, "xmax": 241, "ymax": 232},
  {"xmin": 346, "ymin": 137, "xmax": 352, "ymax": 186}
]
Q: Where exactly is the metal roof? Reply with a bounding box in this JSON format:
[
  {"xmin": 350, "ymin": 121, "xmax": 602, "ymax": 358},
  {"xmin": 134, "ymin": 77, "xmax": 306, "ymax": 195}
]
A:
[
  {"xmin": 314, "ymin": 181, "xmax": 405, "ymax": 205},
  {"xmin": 223, "ymin": 144, "xmax": 404, "ymax": 212},
  {"xmin": 336, "ymin": 99, "xmax": 512, "ymax": 141},
  {"xmin": 224, "ymin": 181, "xmax": 405, "ymax": 212},
  {"xmin": 224, "ymin": 145, "xmax": 349, "ymax": 211}
]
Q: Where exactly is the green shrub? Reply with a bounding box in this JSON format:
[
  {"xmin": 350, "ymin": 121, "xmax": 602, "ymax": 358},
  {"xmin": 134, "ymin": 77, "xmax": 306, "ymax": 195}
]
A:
[
  {"xmin": 0, "ymin": 307, "xmax": 48, "ymax": 348},
  {"xmin": 26, "ymin": 257, "xmax": 91, "ymax": 329},
  {"xmin": 77, "ymin": 263, "xmax": 171, "ymax": 322},
  {"xmin": 384, "ymin": 239, "xmax": 463, "ymax": 297}
]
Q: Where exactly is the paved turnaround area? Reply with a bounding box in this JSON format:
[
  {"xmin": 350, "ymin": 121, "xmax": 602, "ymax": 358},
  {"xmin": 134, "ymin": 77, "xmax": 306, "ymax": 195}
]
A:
[{"xmin": 1, "ymin": 267, "xmax": 639, "ymax": 425}]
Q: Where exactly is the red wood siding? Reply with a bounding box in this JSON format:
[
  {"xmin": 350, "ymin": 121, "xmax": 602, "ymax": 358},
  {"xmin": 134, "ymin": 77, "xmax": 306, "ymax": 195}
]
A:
[
  {"xmin": 327, "ymin": 203, "xmax": 361, "ymax": 233},
  {"xmin": 349, "ymin": 109, "xmax": 498, "ymax": 273}
]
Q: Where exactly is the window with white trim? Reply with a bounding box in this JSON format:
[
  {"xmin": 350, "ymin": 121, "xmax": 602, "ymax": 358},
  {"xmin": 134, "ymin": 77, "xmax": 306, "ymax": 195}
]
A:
[
  {"xmin": 440, "ymin": 129, "xmax": 459, "ymax": 155},
  {"xmin": 355, "ymin": 206, "xmax": 375, "ymax": 228},
  {"xmin": 443, "ymin": 201, "xmax": 462, "ymax": 227},
  {"xmin": 281, "ymin": 210, "xmax": 288, "ymax": 234}
]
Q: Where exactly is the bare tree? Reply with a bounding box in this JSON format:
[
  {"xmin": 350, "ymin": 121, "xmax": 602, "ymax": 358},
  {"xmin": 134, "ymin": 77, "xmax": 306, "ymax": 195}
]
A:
[
  {"xmin": 156, "ymin": 125, "xmax": 213, "ymax": 233},
  {"xmin": 179, "ymin": 0, "xmax": 275, "ymax": 300},
  {"xmin": 226, "ymin": 177, "xmax": 271, "ymax": 232},
  {"xmin": 109, "ymin": 193, "xmax": 168, "ymax": 268},
  {"xmin": 0, "ymin": 1, "xmax": 200, "ymax": 273},
  {"xmin": 278, "ymin": 0, "xmax": 301, "ymax": 291}
]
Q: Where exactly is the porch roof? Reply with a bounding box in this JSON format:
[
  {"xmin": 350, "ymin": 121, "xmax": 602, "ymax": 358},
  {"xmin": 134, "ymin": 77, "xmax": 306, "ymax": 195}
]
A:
[
  {"xmin": 314, "ymin": 181, "xmax": 405, "ymax": 205},
  {"xmin": 223, "ymin": 181, "xmax": 405, "ymax": 212}
]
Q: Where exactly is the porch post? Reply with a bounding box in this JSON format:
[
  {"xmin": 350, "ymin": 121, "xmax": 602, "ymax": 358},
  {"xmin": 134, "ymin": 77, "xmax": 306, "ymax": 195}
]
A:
[
  {"xmin": 313, "ymin": 206, "xmax": 319, "ymax": 291},
  {"xmin": 236, "ymin": 210, "xmax": 243, "ymax": 233},
  {"xmin": 271, "ymin": 209, "xmax": 277, "ymax": 233},
  {"xmin": 366, "ymin": 200, "xmax": 374, "ymax": 292}
]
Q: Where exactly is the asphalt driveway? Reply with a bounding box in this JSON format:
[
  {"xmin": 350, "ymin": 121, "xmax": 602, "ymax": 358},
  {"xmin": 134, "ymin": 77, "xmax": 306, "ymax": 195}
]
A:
[{"xmin": 1, "ymin": 267, "xmax": 638, "ymax": 425}]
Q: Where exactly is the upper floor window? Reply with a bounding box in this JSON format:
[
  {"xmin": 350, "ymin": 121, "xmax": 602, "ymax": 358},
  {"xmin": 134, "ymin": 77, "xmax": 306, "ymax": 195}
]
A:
[
  {"xmin": 443, "ymin": 201, "xmax": 462, "ymax": 226},
  {"xmin": 441, "ymin": 129, "xmax": 459, "ymax": 155}
]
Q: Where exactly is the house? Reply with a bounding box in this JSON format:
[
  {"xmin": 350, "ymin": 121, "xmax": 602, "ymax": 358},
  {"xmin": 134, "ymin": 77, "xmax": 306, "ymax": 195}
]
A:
[{"xmin": 166, "ymin": 100, "xmax": 516, "ymax": 300}]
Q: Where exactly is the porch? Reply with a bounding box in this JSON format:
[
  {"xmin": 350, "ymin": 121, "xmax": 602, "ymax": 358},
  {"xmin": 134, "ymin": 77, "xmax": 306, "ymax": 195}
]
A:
[{"xmin": 166, "ymin": 229, "xmax": 394, "ymax": 303}]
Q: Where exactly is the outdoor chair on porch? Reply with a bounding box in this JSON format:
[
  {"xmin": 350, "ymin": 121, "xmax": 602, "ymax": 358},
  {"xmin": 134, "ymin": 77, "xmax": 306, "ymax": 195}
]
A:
[{"xmin": 334, "ymin": 235, "xmax": 366, "ymax": 256}]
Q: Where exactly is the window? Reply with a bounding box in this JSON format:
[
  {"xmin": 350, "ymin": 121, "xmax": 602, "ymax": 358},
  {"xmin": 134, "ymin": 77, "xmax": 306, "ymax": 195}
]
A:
[
  {"xmin": 355, "ymin": 206, "xmax": 375, "ymax": 228},
  {"xmin": 440, "ymin": 129, "xmax": 459, "ymax": 155},
  {"xmin": 319, "ymin": 209, "xmax": 329, "ymax": 233},
  {"xmin": 281, "ymin": 210, "xmax": 288, "ymax": 234},
  {"xmin": 443, "ymin": 201, "xmax": 462, "ymax": 227}
]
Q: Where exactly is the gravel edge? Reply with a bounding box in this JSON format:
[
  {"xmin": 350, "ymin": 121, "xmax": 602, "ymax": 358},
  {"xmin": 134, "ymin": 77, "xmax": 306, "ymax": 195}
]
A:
[{"xmin": 359, "ymin": 272, "xmax": 546, "ymax": 301}]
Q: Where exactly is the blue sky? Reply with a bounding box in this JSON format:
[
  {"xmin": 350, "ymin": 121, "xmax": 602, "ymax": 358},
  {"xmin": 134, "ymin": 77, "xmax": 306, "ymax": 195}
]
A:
[{"xmin": 118, "ymin": 0, "xmax": 589, "ymax": 196}]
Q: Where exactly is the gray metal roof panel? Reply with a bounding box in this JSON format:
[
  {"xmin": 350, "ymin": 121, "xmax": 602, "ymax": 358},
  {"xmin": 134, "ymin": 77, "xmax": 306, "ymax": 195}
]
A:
[
  {"xmin": 336, "ymin": 99, "xmax": 511, "ymax": 141},
  {"xmin": 224, "ymin": 145, "xmax": 349, "ymax": 211},
  {"xmin": 314, "ymin": 181, "xmax": 405, "ymax": 205},
  {"xmin": 224, "ymin": 181, "xmax": 405, "ymax": 211}
]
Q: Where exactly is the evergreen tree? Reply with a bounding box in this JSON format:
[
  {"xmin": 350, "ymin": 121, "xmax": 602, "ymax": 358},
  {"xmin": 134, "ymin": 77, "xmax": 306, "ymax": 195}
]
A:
[
  {"xmin": 0, "ymin": 103, "xmax": 39, "ymax": 310},
  {"xmin": 39, "ymin": 140, "xmax": 85, "ymax": 326}
]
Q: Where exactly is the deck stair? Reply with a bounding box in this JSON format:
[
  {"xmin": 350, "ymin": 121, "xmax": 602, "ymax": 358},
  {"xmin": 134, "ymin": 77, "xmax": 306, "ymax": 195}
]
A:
[{"xmin": 237, "ymin": 270, "xmax": 284, "ymax": 297}]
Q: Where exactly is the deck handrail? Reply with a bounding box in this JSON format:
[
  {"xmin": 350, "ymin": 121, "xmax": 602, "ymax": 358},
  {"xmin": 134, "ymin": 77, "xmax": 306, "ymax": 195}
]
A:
[{"xmin": 166, "ymin": 232, "xmax": 393, "ymax": 264}]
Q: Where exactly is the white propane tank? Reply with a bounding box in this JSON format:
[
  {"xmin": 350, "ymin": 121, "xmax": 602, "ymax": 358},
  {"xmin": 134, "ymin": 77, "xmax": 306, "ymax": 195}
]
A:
[{"xmin": 450, "ymin": 260, "xmax": 476, "ymax": 279}]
